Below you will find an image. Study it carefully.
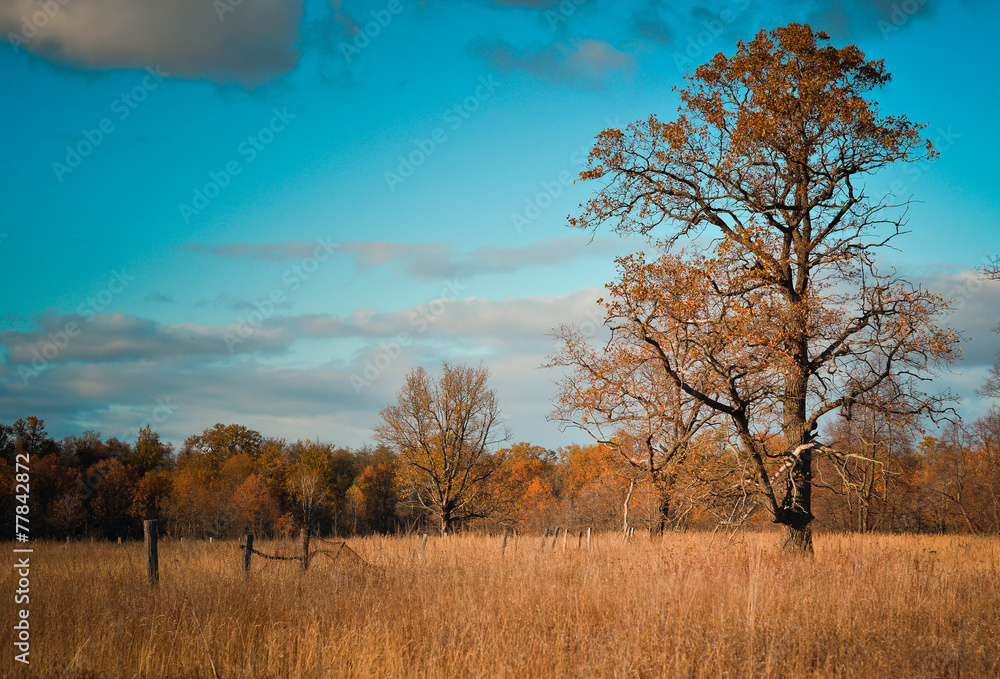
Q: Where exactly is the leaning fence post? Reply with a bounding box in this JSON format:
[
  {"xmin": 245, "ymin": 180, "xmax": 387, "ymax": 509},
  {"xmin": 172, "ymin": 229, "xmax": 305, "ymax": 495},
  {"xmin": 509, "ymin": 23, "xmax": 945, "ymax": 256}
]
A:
[
  {"xmin": 501, "ymin": 531, "xmax": 508, "ymax": 557},
  {"xmin": 551, "ymin": 526, "xmax": 561, "ymax": 550},
  {"xmin": 242, "ymin": 534, "xmax": 253, "ymax": 575},
  {"xmin": 562, "ymin": 528, "xmax": 568, "ymax": 552},
  {"xmin": 144, "ymin": 520, "xmax": 159, "ymax": 587},
  {"xmin": 300, "ymin": 528, "xmax": 310, "ymax": 571}
]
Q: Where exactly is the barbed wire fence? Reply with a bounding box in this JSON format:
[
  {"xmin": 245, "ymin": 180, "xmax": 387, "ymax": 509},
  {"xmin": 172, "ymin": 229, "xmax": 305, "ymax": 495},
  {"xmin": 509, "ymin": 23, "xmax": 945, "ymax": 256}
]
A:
[{"xmin": 238, "ymin": 530, "xmax": 375, "ymax": 575}]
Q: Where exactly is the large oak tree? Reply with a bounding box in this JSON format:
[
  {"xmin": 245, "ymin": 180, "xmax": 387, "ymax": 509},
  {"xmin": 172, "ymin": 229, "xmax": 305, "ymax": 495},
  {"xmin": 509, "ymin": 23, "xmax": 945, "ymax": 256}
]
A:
[{"xmin": 567, "ymin": 24, "xmax": 958, "ymax": 551}]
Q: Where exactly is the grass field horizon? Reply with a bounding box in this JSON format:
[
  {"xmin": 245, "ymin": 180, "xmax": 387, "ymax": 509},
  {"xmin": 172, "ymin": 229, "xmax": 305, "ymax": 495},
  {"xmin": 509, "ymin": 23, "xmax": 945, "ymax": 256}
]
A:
[{"xmin": 4, "ymin": 531, "xmax": 999, "ymax": 678}]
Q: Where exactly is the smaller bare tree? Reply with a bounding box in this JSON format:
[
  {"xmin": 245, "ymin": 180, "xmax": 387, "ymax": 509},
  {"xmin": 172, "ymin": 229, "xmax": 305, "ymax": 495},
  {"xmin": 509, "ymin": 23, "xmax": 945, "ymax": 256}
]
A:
[
  {"xmin": 548, "ymin": 323, "xmax": 715, "ymax": 533},
  {"xmin": 375, "ymin": 363, "xmax": 510, "ymax": 535},
  {"xmin": 289, "ymin": 470, "xmax": 327, "ymax": 535}
]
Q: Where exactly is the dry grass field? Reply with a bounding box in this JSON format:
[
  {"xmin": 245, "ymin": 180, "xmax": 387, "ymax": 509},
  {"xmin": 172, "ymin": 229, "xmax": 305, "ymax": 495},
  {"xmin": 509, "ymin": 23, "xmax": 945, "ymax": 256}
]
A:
[{"xmin": 3, "ymin": 532, "xmax": 999, "ymax": 678}]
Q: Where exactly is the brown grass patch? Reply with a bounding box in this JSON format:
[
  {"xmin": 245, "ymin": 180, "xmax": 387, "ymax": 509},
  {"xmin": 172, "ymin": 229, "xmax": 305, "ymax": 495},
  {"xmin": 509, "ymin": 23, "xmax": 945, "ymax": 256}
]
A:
[{"xmin": 4, "ymin": 532, "xmax": 999, "ymax": 678}]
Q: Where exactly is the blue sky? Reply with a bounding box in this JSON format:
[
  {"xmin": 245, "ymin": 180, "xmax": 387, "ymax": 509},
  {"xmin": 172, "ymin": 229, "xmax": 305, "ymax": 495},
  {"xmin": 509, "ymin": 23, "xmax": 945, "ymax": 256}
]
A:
[{"xmin": 1, "ymin": 0, "xmax": 997, "ymax": 449}]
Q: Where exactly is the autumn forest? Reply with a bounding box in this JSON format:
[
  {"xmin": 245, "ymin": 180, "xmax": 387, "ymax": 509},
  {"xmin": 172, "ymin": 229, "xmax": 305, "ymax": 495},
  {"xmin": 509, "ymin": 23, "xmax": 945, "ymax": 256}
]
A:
[{"xmin": 3, "ymin": 398, "xmax": 1000, "ymax": 543}]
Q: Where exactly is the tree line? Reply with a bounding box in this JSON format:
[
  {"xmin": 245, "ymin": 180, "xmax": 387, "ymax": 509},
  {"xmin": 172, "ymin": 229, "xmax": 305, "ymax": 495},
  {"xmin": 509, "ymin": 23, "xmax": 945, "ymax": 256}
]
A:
[{"xmin": 2, "ymin": 402, "xmax": 998, "ymax": 540}]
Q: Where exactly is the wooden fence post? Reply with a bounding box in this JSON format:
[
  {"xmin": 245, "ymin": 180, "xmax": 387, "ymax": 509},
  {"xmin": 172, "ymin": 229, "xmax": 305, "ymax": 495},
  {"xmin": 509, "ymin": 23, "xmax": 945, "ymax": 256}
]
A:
[
  {"xmin": 551, "ymin": 527, "xmax": 561, "ymax": 550},
  {"xmin": 577, "ymin": 531, "xmax": 583, "ymax": 550},
  {"xmin": 586, "ymin": 526, "xmax": 592, "ymax": 551},
  {"xmin": 144, "ymin": 520, "xmax": 159, "ymax": 587},
  {"xmin": 242, "ymin": 534, "xmax": 253, "ymax": 576},
  {"xmin": 500, "ymin": 531, "xmax": 508, "ymax": 557},
  {"xmin": 300, "ymin": 528, "xmax": 310, "ymax": 571}
]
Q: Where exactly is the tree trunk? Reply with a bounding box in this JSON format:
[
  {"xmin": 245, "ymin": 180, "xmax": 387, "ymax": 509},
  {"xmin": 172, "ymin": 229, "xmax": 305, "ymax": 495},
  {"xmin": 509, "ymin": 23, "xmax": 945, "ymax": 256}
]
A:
[
  {"xmin": 778, "ymin": 445, "xmax": 813, "ymax": 553},
  {"xmin": 440, "ymin": 506, "xmax": 452, "ymax": 536},
  {"xmin": 775, "ymin": 421, "xmax": 814, "ymax": 551},
  {"xmin": 652, "ymin": 482, "xmax": 670, "ymax": 535},
  {"xmin": 622, "ymin": 480, "xmax": 635, "ymax": 535},
  {"xmin": 781, "ymin": 523, "xmax": 813, "ymax": 553},
  {"xmin": 777, "ymin": 327, "xmax": 814, "ymax": 554}
]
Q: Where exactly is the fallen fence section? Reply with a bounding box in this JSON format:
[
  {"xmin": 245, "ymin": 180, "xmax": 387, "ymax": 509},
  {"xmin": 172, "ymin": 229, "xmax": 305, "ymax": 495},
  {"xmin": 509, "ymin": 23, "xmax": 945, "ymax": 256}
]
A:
[{"xmin": 238, "ymin": 532, "xmax": 374, "ymax": 573}]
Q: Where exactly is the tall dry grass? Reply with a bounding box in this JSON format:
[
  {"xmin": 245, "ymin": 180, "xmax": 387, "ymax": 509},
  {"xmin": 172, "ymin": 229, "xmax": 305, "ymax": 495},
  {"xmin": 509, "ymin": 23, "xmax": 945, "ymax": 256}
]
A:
[{"xmin": 3, "ymin": 532, "xmax": 999, "ymax": 678}]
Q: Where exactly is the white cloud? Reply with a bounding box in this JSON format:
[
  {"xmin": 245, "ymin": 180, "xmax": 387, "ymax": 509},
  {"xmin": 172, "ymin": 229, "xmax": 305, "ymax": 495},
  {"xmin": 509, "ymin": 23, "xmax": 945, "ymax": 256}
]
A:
[
  {"xmin": 919, "ymin": 269, "xmax": 1000, "ymax": 367},
  {"xmin": 472, "ymin": 38, "xmax": 635, "ymax": 86},
  {"xmin": 290, "ymin": 287, "xmax": 607, "ymax": 346},
  {"xmin": 0, "ymin": 312, "xmax": 294, "ymax": 364},
  {"xmin": 182, "ymin": 236, "xmax": 623, "ymax": 279}
]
